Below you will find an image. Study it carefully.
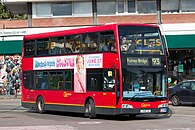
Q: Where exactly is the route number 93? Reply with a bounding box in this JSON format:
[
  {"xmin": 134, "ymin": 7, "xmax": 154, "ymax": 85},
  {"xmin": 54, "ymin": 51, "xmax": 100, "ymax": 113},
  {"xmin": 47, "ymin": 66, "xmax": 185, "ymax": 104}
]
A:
[{"xmin": 152, "ymin": 58, "xmax": 161, "ymax": 66}]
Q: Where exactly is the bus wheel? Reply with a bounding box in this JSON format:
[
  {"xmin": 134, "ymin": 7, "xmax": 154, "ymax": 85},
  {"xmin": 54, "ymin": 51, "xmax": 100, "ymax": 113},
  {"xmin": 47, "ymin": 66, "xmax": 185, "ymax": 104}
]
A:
[
  {"xmin": 85, "ymin": 99, "xmax": 96, "ymax": 119},
  {"xmin": 36, "ymin": 96, "xmax": 45, "ymax": 114},
  {"xmin": 171, "ymin": 95, "xmax": 180, "ymax": 106}
]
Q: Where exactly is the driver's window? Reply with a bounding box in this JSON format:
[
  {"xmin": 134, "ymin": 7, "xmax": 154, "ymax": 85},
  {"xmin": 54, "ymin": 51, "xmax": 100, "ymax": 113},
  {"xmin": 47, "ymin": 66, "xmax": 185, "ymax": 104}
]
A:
[
  {"xmin": 103, "ymin": 70, "xmax": 115, "ymax": 92},
  {"xmin": 182, "ymin": 82, "xmax": 191, "ymax": 89},
  {"xmin": 191, "ymin": 82, "xmax": 195, "ymax": 90}
]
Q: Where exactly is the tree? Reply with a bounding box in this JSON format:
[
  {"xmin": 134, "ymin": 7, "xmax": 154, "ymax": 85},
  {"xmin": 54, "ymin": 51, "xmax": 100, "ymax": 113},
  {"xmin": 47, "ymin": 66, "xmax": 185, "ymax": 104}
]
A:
[{"xmin": 0, "ymin": 3, "xmax": 27, "ymax": 19}]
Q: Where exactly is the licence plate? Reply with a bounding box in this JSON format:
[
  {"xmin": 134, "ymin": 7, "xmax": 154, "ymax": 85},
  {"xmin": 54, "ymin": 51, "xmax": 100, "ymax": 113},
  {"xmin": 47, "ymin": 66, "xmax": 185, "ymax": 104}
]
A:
[
  {"xmin": 140, "ymin": 109, "xmax": 151, "ymax": 113},
  {"xmin": 160, "ymin": 108, "xmax": 167, "ymax": 113}
]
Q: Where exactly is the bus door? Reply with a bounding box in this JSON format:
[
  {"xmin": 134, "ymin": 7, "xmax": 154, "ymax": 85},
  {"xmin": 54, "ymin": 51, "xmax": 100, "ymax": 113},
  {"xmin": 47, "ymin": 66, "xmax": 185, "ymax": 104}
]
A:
[
  {"xmin": 27, "ymin": 89, "xmax": 35, "ymax": 101},
  {"xmin": 23, "ymin": 71, "xmax": 36, "ymax": 101},
  {"xmin": 28, "ymin": 72, "xmax": 36, "ymax": 101},
  {"xmin": 115, "ymin": 69, "xmax": 120, "ymax": 105},
  {"xmin": 87, "ymin": 69, "xmax": 116, "ymax": 108},
  {"xmin": 102, "ymin": 70, "xmax": 116, "ymax": 107}
]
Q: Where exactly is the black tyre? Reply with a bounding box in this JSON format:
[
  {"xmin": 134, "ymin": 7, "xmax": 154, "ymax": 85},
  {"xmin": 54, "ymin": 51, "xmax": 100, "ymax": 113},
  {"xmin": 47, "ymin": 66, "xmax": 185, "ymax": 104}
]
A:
[
  {"xmin": 128, "ymin": 114, "xmax": 137, "ymax": 119},
  {"xmin": 85, "ymin": 99, "xmax": 96, "ymax": 119},
  {"xmin": 171, "ymin": 95, "xmax": 180, "ymax": 106},
  {"xmin": 36, "ymin": 96, "xmax": 46, "ymax": 114}
]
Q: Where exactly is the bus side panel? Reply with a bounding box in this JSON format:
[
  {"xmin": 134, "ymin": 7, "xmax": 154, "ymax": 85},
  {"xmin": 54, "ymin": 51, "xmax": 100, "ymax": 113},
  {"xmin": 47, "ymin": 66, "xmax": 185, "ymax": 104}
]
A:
[
  {"xmin": 103, "ymin": 54, "xmax": 120, "ymax": 69},
  {"xmin": 22, "ymin": 58, "xmax": 33, "ymax": 70},
  {"xmin": 88, "ymin": 92, "xmax": 117, "ymax": 108}
]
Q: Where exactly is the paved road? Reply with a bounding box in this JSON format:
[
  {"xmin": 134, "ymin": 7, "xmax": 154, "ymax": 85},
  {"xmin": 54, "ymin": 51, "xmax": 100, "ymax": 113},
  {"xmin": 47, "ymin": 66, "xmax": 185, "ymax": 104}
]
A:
[{"xmin": 0, "ymin": 98, "xmax": 195, "ymax": 130}]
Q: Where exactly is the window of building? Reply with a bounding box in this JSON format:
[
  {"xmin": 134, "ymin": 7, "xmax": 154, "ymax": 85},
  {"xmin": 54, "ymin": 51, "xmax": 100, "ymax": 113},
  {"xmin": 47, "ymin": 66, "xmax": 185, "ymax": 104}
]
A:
[
  {"xmin": 34, "ymin": 0, "xmax": 195, "ymax": 18},
  {"xmin": 36, "ymin": 3, "xmax": 52, "ymax": 17},
  {"xmin": 137, "ymin": 0, "xmax": 156, "ymax": 14},
  {"xmin": 53, "ymin": 2, "xmax": 72, "ymax": 16},
  {"xmin": 161, "ymin": 0, "xmax": 180, "ymax": 13},
  {"xmin": 74, "ymin": 1, "xmax": 92, "ymax": 16},
  {"xmin": 97, "ymin": 0, "xmax": 116, "ymax": 15},
  {"xmin": 118, "ymin": 0, "xmax": 125, "ymax": 13},
  {"xmin": 117, "ymin": 0, "xmax": 136, "ymax": 14},
  {"xmin": 180, "ymin": 0, "xmax": 195, "ymax": 12},
  {"xmin": 128, "ymin": 0, "xmax": 136, "ymax": 13}
]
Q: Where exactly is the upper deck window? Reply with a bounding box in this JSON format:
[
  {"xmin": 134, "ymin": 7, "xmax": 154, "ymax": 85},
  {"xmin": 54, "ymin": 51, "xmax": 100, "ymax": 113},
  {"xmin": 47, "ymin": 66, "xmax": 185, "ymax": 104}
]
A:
[
  {"xmin": 50, "ymin": 36, "xmax": 65, "ymax": 55},
  {"xmin": 119, "ymin": 25, "xmax": 164, "ymax": 55},
  {"xmin": 23, "ymin": 30, "xmax": 116, "ymax": 57},
  {"xmin": 36, "ymin": 38, "xmax": 50, "ymax": 56},
  {"xmin": 81, "ymin": 32, "xmax": 99, "ymax": 53},
  {"xmin": 99, "ymin": 31, "xmax": 116, "ymax": 52},
  {"xmin": 24, "ymin": 40, "xmax": 36, "ymax": 57}
]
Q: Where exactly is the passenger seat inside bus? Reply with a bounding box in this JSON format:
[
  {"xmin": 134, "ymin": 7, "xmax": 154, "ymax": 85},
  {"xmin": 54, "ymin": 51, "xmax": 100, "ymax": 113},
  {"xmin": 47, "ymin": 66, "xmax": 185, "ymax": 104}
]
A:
[{"xmin": 41, "ymin": 82, "xmax": 48, "ymax": 90}]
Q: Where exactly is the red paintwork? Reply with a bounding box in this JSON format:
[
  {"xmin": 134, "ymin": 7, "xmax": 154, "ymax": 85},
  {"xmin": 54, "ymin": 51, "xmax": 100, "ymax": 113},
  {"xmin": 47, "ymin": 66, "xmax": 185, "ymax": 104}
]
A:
[
  {"xmin": 22, "ymin": 58, "xmax": 33, "ymax": 70},
  {"xmin": 22, "ymin": 23, "xmax": 166, "ymax": 111}
]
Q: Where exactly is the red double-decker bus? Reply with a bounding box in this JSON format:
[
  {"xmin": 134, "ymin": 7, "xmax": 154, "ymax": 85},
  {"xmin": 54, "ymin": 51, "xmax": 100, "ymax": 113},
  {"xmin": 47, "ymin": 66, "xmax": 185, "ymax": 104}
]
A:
[{"xmin": 22, "ymin": 23, "xmax": 169, "ymax": 118}]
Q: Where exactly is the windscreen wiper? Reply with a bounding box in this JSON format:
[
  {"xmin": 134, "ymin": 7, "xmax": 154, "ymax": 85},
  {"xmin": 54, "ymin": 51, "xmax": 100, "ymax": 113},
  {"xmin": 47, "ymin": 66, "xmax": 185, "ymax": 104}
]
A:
[{"xmin": 130, "ymin": 91, "xmax": 154, "ymax": 101}]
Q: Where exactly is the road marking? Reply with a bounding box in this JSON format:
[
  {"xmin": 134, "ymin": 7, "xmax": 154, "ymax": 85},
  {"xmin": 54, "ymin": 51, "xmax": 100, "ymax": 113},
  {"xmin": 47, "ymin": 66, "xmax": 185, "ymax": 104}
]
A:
[
  {"xmin": 0, "ymin": 125, "xmax": 77, "ymax": 130},
  {"xmin": 138, "ymin": 128, "xmax": 195, "ymax": 130},
  {"xmin": 0, "ymin": 109, "xmax": 28, "ymax": 112},
  {"xmin": 78, "ymin": 121, "xmax": 102, "ymax": 125}
]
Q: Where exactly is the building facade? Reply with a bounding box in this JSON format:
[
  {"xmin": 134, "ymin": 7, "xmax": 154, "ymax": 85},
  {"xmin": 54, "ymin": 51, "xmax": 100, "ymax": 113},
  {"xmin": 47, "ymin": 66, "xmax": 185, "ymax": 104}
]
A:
[{"xmin": 0, "ymin": 0, "xmax": 195, "ymax": 82}]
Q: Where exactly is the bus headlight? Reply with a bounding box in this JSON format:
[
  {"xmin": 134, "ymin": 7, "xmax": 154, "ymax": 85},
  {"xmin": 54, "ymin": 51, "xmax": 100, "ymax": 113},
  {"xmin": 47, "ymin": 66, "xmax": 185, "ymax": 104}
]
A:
[
  {"xmin": 158, "ymin": 103, "xmax": 168, "ymax": 108},
  {"xmin": 122, "ymin": 104, "xmax": 133, "ymax": 108}
]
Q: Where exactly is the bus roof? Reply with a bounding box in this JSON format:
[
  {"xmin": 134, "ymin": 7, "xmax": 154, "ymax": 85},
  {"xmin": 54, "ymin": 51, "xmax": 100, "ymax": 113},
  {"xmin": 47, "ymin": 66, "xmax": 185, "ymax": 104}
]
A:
[{"xmin": 23, "ymin": 23, "xmax": 158, "ymax": 40}]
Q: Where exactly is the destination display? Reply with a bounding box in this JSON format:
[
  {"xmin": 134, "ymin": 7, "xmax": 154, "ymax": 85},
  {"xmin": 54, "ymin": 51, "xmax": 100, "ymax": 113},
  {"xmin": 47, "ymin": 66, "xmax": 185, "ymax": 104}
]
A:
[
  {"xmin": 127, "ymin": 57, "xmax": 149, "ymax": 66},
  {"xmin": 127, "ymin": 57, "xmax": 161, "ymax": 66}
]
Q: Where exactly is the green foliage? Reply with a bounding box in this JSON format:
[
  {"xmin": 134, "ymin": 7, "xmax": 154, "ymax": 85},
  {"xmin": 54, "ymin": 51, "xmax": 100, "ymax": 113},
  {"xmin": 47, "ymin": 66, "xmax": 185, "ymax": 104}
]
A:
[
  {"xmin": 168, "ymin": 83, "xmax": 176, "ymax": 87},
  {"xmin": 0, "ymin": 3, "xmax": 27, "ymax": 19},
  {"xmin": 0, "ymin": 3, "xmax": 11, "ymax": 19}
]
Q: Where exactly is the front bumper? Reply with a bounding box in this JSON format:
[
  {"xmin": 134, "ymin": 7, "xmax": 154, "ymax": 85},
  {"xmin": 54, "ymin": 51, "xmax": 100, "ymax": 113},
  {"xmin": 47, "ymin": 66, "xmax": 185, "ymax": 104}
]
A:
[{"xmin": 96, "ymin": 107, "xmax": 169, "ymax": 115}]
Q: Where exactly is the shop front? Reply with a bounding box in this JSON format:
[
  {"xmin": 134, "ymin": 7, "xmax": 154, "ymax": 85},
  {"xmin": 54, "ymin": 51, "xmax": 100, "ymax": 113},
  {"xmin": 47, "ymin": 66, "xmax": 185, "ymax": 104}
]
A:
[
  {"xmin": 0, "ymin": 40, "xmax": 22, "ymax": 95},
  {"xmin": 165, "ymin": 34, "xmax": 195, "ymax": 83}
]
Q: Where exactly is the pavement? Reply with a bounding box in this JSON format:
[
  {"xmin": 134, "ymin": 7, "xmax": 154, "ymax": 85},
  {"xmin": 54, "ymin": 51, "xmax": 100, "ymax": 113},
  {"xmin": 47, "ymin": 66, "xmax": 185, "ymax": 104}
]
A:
[{"xmin": 0, "ymin": 94, "xmax": 21, "ymax": 100}]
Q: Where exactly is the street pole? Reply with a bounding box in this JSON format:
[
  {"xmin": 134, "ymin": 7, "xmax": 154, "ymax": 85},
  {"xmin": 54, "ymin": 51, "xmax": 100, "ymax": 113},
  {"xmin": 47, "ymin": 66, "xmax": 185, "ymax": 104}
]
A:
[
  {"xmin": 156, "ymin": 0, "xmax": 162, "ymax": 24},
  {"xmin": 92, "ymin": 0, "xmax": 97, "ymax": 25},
  {"xmin": 27, "ymin": 2, "xmax": 32, "ymax": 27}
]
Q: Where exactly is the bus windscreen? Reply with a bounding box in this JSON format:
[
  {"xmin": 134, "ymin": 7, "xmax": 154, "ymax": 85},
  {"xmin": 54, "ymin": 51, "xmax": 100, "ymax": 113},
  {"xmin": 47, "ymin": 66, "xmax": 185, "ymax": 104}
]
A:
[{"xmin": 119, "ymin": 26, "xmax": 164, "ymax": 55}]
